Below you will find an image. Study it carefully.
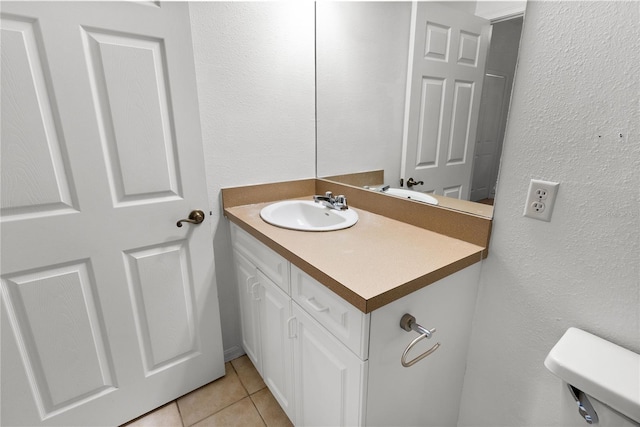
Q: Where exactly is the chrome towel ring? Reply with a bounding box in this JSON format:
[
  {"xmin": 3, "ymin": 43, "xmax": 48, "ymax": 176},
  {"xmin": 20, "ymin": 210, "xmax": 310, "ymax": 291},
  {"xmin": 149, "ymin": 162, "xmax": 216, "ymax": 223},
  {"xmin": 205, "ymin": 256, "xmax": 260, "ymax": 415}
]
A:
[{"xmin": 399, "ymin": 313, "xmax": 440, "ymax": 367}]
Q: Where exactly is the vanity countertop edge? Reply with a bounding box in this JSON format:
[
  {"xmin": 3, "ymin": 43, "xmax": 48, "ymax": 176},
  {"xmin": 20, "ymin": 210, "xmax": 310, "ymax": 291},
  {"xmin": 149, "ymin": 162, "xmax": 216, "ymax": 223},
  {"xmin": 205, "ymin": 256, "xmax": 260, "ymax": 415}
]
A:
[{"xmin": 222, "ymin": 181, "xmax": 488, "ymax": 314}]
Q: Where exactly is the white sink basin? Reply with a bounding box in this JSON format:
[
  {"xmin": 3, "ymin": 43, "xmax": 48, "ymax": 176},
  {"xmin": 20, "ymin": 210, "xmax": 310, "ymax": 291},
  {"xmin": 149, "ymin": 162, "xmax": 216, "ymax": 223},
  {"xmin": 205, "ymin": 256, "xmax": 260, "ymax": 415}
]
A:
[
  {"xmin": 385, "ymin": 188, "xmax": 438, "ymax": 205},
  {"xmin": 260, "ymin": 200, "xmax": 358, "ymax": 231}
]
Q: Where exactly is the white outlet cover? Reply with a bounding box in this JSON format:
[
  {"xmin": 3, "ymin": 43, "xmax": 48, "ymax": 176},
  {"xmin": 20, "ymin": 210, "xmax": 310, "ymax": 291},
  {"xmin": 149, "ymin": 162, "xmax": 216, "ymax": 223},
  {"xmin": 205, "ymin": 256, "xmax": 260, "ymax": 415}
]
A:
[{"xmin": 523, "ymin": 179, "xmax": 560, "ymax": 221}]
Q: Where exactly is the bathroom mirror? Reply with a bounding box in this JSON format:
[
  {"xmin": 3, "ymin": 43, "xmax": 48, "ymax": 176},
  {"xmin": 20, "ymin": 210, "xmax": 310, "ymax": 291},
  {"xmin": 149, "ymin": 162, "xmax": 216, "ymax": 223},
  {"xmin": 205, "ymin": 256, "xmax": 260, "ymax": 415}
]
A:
[{"xmin": 316, "ymin": 1, "xmax": 526, "ymax": 218}]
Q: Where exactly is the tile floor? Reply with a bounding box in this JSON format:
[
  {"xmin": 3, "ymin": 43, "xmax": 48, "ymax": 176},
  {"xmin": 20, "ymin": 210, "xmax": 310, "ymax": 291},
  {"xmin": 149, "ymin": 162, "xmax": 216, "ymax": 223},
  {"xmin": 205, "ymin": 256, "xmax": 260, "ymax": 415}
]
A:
[{"xmin": 122, "ymin": 355, "xmax": 292, "ymax": 427}]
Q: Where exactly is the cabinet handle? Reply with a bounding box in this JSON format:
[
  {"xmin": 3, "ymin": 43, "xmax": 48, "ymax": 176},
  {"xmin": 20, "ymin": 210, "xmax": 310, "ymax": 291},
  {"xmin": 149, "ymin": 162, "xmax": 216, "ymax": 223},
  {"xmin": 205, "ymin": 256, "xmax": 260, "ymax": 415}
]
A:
[
  {"xmin": 251, "ymin": 282, "xmax": 261, "ymax": 301},
  {"xmin": 287, "ymin": 316, "xmax": 297, "ymax": 338},
  {"xmin": 306, "ymin": 297, "xmax": 329, "ymax": 313},
  {"xmin": 245, "ymin": 276, "xmax": 256, "ymax": 293}
]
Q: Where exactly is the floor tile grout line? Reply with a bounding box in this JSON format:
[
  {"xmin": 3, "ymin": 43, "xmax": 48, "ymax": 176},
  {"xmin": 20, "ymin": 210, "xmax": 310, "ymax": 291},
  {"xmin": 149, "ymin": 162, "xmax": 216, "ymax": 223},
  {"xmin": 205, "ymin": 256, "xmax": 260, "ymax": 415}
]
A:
[
  {"xmin": 231, "ymin": 358, "xmax": 268, "ymax": 396},
  {"xmin": 248, "ymin": 392, "xmax": 269, "ymax": 427},
  {"xmin": 173, "ymin": 400, "xmax": 186, "ymax": 427},
  {"xmin": 230, "ymin": 359, "xmax": 251, "ymax": 397},
  {"xmin": 229, "ymin": 360, "xmax": 266, "ymax": 404},
  {"xmin": 230, "ymin": 358, "xmax": 272, "ymax": 427},
  {"xmin": 182, "ymin": 361, "xmax": 251, "ymax": 427},
  {"xmin": 124, "ymin": 356, "xmax": 274, "ymax": 427},
  {"xmin": 232, "ymin": 357, "xmax": 278, "ymax": 426}
]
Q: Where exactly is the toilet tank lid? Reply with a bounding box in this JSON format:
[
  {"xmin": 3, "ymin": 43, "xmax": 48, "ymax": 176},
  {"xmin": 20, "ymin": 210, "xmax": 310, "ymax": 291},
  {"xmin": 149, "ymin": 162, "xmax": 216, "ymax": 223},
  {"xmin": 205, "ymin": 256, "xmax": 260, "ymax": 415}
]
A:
[{"xmin": 544, "ymin": 327, "xmax": 640, "ymax": 422}]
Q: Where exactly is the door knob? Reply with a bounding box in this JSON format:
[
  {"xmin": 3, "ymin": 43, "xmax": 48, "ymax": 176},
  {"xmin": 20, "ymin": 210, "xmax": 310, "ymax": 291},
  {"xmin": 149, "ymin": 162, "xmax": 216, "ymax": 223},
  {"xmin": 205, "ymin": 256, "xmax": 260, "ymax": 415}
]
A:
[
  {"xmin": 176, "ymin": 210, "xmax": 205, "ymax": 227},
  {"xmin": 406, "ymin": 177, "xmax": 424, "ymax": 188}
]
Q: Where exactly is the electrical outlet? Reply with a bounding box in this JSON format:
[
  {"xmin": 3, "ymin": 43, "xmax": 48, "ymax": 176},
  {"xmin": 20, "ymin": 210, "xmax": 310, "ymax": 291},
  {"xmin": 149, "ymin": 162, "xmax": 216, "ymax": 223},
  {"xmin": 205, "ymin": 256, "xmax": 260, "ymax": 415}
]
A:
[
  {"xmin": 534, "ymin": 188, "xmax": 548, "ymax": 200},
  {"xmin": 523, "ymin": 179, "xmax": 559, "ymax": 221}
]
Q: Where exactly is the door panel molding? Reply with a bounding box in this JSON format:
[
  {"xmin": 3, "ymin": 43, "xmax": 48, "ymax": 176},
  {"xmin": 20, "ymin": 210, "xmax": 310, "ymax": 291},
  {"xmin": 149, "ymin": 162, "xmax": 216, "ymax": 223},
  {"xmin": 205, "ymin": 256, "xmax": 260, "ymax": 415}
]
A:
[
  {"xmin": 81, "ymin": 27, "xmax": 182, "ymax": 206},
  {"xmin": 1, "ymin": 260, "xmax": 116, "ymax": 418},
  {"xmin": 1, "ymin": 16, "xmax": 77, "ymax": 219},
  {"xmin": 124, "ymin": 241, "xmax": 199, "ymax": 375}
]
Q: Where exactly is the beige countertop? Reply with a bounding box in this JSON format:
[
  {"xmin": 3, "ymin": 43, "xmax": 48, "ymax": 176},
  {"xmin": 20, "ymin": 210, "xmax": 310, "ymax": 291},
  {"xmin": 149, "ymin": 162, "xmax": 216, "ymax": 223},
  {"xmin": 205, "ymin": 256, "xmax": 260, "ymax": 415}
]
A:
[{"xmin": 225, "ymin": 197, "xmax": 485, "ymax": 313}]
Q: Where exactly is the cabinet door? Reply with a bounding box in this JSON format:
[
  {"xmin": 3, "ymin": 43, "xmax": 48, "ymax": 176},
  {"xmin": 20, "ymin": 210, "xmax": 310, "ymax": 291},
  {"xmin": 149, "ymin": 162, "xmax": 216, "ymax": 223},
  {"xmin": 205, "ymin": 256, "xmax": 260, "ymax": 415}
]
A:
[
  {"xmin": 257, "ymin": 272, "xmax": 295, "ymax": 423},
  {"xmin": 233, "ymin": 251, "xmax": 262, "ymax": 373},
  {"xmin": 292, "ymin": 302, "xmax": 367, "ymax": 427},
  {"xmin": 291, "ymin": 265, "xmax": 370, "ymax": 359}
]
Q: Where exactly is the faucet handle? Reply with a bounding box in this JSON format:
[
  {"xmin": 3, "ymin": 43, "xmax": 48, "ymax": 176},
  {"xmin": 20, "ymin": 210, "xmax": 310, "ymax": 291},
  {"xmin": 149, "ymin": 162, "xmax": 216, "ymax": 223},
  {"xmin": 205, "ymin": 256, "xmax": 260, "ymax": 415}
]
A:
[
  {"xmin": 324, "ymin": 191, "xmax": 333, "ymax": 199},
  {"xmin": 335, "ymin": 195, "xmax": 348, "ymax": 209}
]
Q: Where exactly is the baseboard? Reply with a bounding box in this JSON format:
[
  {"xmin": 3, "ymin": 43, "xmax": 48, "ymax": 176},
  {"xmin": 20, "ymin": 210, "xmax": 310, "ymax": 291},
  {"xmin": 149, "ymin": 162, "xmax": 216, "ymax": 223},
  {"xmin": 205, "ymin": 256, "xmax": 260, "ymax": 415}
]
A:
[{"xmin": 224, "ymin": 345, "xmax": 245, "ymax": 362}]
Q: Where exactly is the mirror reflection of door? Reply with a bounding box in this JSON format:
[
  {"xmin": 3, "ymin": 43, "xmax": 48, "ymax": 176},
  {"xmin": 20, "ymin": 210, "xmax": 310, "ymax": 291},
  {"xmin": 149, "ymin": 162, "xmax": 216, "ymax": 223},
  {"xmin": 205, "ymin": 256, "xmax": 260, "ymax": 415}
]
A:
[
  {"xmin": 470, "ymin": 17, "xmax": 524, "ymax": 203},
  {"xmin": 401, "ymin": 2, "xmax": 491, "ymax": 200}
]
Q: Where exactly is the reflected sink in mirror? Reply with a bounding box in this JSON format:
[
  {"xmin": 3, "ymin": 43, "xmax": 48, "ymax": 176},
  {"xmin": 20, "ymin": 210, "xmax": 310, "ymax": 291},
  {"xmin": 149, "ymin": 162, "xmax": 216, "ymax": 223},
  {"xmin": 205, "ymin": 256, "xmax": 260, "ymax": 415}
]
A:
[
  {"xmin": 260, "ymin": 200, "xmax": 358, "ymax": 231},
  {"xmin": 383, "ymin": 188, "xmax": 438, "ymax": 205}
]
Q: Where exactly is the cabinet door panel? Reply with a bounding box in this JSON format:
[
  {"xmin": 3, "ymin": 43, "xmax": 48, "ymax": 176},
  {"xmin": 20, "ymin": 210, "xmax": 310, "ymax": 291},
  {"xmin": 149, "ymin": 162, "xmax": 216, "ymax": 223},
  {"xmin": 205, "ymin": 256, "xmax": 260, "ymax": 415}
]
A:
[
  {"xmin": 258, "ymin": 272, "xmax": 295, "ymax": 423},
  {"xmin": 291, "ymin": 265, "xmax": 369, "ymax": 359},
  {"xmin": 292, "ymin": 302, "xmax": 366, "ymax": 427},
  {"xmin": 233, "ymin": 251, "xmax": 262, "ymax": 373},
  {"xmin": 230, "ymin": 224, "xmax": 290, "ymax": 293}
]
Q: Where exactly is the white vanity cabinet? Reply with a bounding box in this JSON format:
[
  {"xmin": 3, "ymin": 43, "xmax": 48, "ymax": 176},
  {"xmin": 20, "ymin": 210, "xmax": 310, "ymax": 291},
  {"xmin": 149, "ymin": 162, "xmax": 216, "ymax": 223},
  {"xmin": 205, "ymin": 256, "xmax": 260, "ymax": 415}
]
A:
[
  {"xmin": 290, "ymin": 264, "xmax": 369, "ymax": 426},
  {"xmin": 230, "ymin": 223, "xmax": 481, "ymax": 426},
  {"xmin": 232, "ymin": 224, "xmax": 367, "ymax": 425},
  {"xmin": 231, "ymin": 226, "xmax": 295, "ymax": 421},
  {"xmin": 290, "ymin": 302, "xmax": 367, "ymax": 426},
  {"xmin": 233, "ymin": 250, "xmax": 262, "ymax": 372},
  {"xmin": 256, "ymin": 270, "xmax": 295, "ymax": 419}
]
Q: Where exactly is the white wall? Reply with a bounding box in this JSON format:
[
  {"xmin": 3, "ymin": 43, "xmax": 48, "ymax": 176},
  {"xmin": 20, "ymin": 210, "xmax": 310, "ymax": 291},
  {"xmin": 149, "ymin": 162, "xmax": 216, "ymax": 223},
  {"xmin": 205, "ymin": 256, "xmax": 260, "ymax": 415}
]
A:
[
  {"xmin": 459, "ymin": 2, "xmax": 639, "ymax": 426},
  {"xmin": 189, "ymin": 2, "xmax": 316, "ymax": 358},
  {"xmin": 316, "ymin": 2, "xmax": 411, "ymax": 183}
]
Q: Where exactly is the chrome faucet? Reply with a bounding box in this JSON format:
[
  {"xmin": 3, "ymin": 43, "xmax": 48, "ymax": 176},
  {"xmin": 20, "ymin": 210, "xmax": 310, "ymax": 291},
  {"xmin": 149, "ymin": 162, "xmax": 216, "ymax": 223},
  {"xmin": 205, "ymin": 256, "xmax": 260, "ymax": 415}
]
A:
[{"xmin": 313, "ymin": 191, "xmax": 349, "ymax": 210}]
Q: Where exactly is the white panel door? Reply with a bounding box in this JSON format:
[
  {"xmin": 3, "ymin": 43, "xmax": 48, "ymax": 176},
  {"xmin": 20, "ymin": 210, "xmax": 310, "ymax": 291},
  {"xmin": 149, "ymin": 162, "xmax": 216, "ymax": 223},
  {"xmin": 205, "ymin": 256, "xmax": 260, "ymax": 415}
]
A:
[
  {"xmin": 401, "ymin": 2, "xmax": 490, "ymax": 199},
  {"xmin": 0, "ymin": 2, "xmax": 224, "ymax": 426}
]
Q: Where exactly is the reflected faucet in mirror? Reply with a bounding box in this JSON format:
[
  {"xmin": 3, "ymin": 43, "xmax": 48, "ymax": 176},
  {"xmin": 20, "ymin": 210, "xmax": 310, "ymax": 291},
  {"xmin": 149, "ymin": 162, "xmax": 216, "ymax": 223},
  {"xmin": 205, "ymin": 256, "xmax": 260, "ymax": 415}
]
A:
[{"xmin": 316, "ymin": 1, "xmax": 526, "ymax": 218}]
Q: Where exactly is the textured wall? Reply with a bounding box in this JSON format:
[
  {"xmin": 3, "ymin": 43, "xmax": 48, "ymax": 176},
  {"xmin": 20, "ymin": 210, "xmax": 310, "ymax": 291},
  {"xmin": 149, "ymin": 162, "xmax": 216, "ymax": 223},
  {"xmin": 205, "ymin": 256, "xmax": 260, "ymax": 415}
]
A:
[
  {"xmin": 316, "ymin": 2, "xmax": 411, "ymax": 182},
  {"xmin": 189, "ymin": 2, "xmax": 316, "ymax": 357},
  {"xmin": 458, "ymin": 2, "xmax": 639, "ymax": 426}
]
